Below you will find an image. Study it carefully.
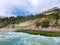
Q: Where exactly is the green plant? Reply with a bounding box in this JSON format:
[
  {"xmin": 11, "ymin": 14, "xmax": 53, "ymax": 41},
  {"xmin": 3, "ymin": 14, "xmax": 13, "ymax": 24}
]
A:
[{"xmin": 41, "ymin": 21, "xmax": 49, "ymax": 28}]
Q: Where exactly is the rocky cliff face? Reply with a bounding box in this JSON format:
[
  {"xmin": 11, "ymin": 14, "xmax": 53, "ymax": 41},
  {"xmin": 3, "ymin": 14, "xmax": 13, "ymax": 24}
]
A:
[
  {"xmin": 42, "ymin": 7, "xmax": 60, "ymax": 15},
  {"xmin": 0, "ymin": 7, "xmax": 60, "ymax": 29},
  {"xmin": 14, "ymin": 7, "xmax": 60, "ymax": 29}
]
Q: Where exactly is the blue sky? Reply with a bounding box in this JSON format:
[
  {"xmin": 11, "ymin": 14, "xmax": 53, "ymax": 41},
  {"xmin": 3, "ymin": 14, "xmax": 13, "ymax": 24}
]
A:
[{"xmin": 0, "ymin": 0, "xmax": 60, "ymax": 17}]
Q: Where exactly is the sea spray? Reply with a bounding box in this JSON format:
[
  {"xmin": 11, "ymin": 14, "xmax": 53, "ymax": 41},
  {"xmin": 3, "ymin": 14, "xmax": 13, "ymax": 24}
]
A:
[{"xmin": 0, "ymin": 32, "xmax": 60, "ymax": 45}]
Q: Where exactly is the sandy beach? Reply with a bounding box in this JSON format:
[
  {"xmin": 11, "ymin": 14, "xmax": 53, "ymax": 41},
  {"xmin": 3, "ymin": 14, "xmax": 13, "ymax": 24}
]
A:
[
  {"xmin": 0, "ymin": 28, "xmax": 60, "ymax": 32},
  {"xmin": 0, "ymin": 28, "xmax": 17, "ymax": 32}
]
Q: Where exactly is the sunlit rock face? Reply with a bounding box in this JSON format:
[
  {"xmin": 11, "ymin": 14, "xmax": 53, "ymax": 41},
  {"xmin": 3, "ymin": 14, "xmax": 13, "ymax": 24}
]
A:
[{"xmin": 0, "ymin": 32, "xmax": 60, "ymax": 45}]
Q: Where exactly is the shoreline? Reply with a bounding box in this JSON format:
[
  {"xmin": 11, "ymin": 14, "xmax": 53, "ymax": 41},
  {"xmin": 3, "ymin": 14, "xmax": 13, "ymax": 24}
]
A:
[{"xmin": 0, "ymin": 28, "xmax": 60, "ymax": 32}]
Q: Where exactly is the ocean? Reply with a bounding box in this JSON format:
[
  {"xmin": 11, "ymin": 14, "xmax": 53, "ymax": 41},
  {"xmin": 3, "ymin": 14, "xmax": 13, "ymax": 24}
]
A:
[{"xmin": 0, "ymin": 32, "xmax": 60, "ymax": 45}]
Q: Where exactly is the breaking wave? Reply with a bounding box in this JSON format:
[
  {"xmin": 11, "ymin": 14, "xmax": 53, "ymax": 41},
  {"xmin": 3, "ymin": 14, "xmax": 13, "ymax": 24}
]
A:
[{"xmin": 0, "ymin": 32, "xmax": 60, "ymax": 45}]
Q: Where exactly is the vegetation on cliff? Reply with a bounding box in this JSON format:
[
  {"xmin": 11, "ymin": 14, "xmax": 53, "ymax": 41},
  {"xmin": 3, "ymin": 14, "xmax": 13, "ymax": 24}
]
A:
[{"xmin": 0, "ymin": 7, "xmax": 60, "ymax": 28}]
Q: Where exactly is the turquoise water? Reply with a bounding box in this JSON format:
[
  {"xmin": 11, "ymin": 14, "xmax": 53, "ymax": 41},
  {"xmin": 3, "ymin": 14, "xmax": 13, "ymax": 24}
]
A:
[{"xmin": 0, "ymin": 32, "xmax": 60, "ymax": 45}]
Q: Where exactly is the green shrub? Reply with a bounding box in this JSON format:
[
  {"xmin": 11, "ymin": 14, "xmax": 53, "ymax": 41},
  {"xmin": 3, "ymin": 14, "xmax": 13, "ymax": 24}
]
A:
[{"xmin": 41, "ymin": 21, "xmax": 49, "ymax": 28}]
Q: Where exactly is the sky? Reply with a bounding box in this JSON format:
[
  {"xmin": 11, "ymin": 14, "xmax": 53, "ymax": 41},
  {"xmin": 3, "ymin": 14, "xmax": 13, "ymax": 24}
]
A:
[{"xmin": 0, "ymin": 0, "xmax": 60, "ymax": 17}]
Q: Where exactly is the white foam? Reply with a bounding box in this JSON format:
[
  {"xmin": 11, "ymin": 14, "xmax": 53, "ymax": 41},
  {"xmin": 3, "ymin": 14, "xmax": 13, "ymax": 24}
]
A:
[{"xmin": 0, "ymin": 32, "xmax": 60, "ymax": 45}]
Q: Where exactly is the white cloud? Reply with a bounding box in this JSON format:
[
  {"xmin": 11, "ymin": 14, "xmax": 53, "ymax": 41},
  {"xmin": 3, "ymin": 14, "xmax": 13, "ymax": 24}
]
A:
[{"xmin": 0, "ymin": 0, "xmax": 60, "ymax": 17}]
